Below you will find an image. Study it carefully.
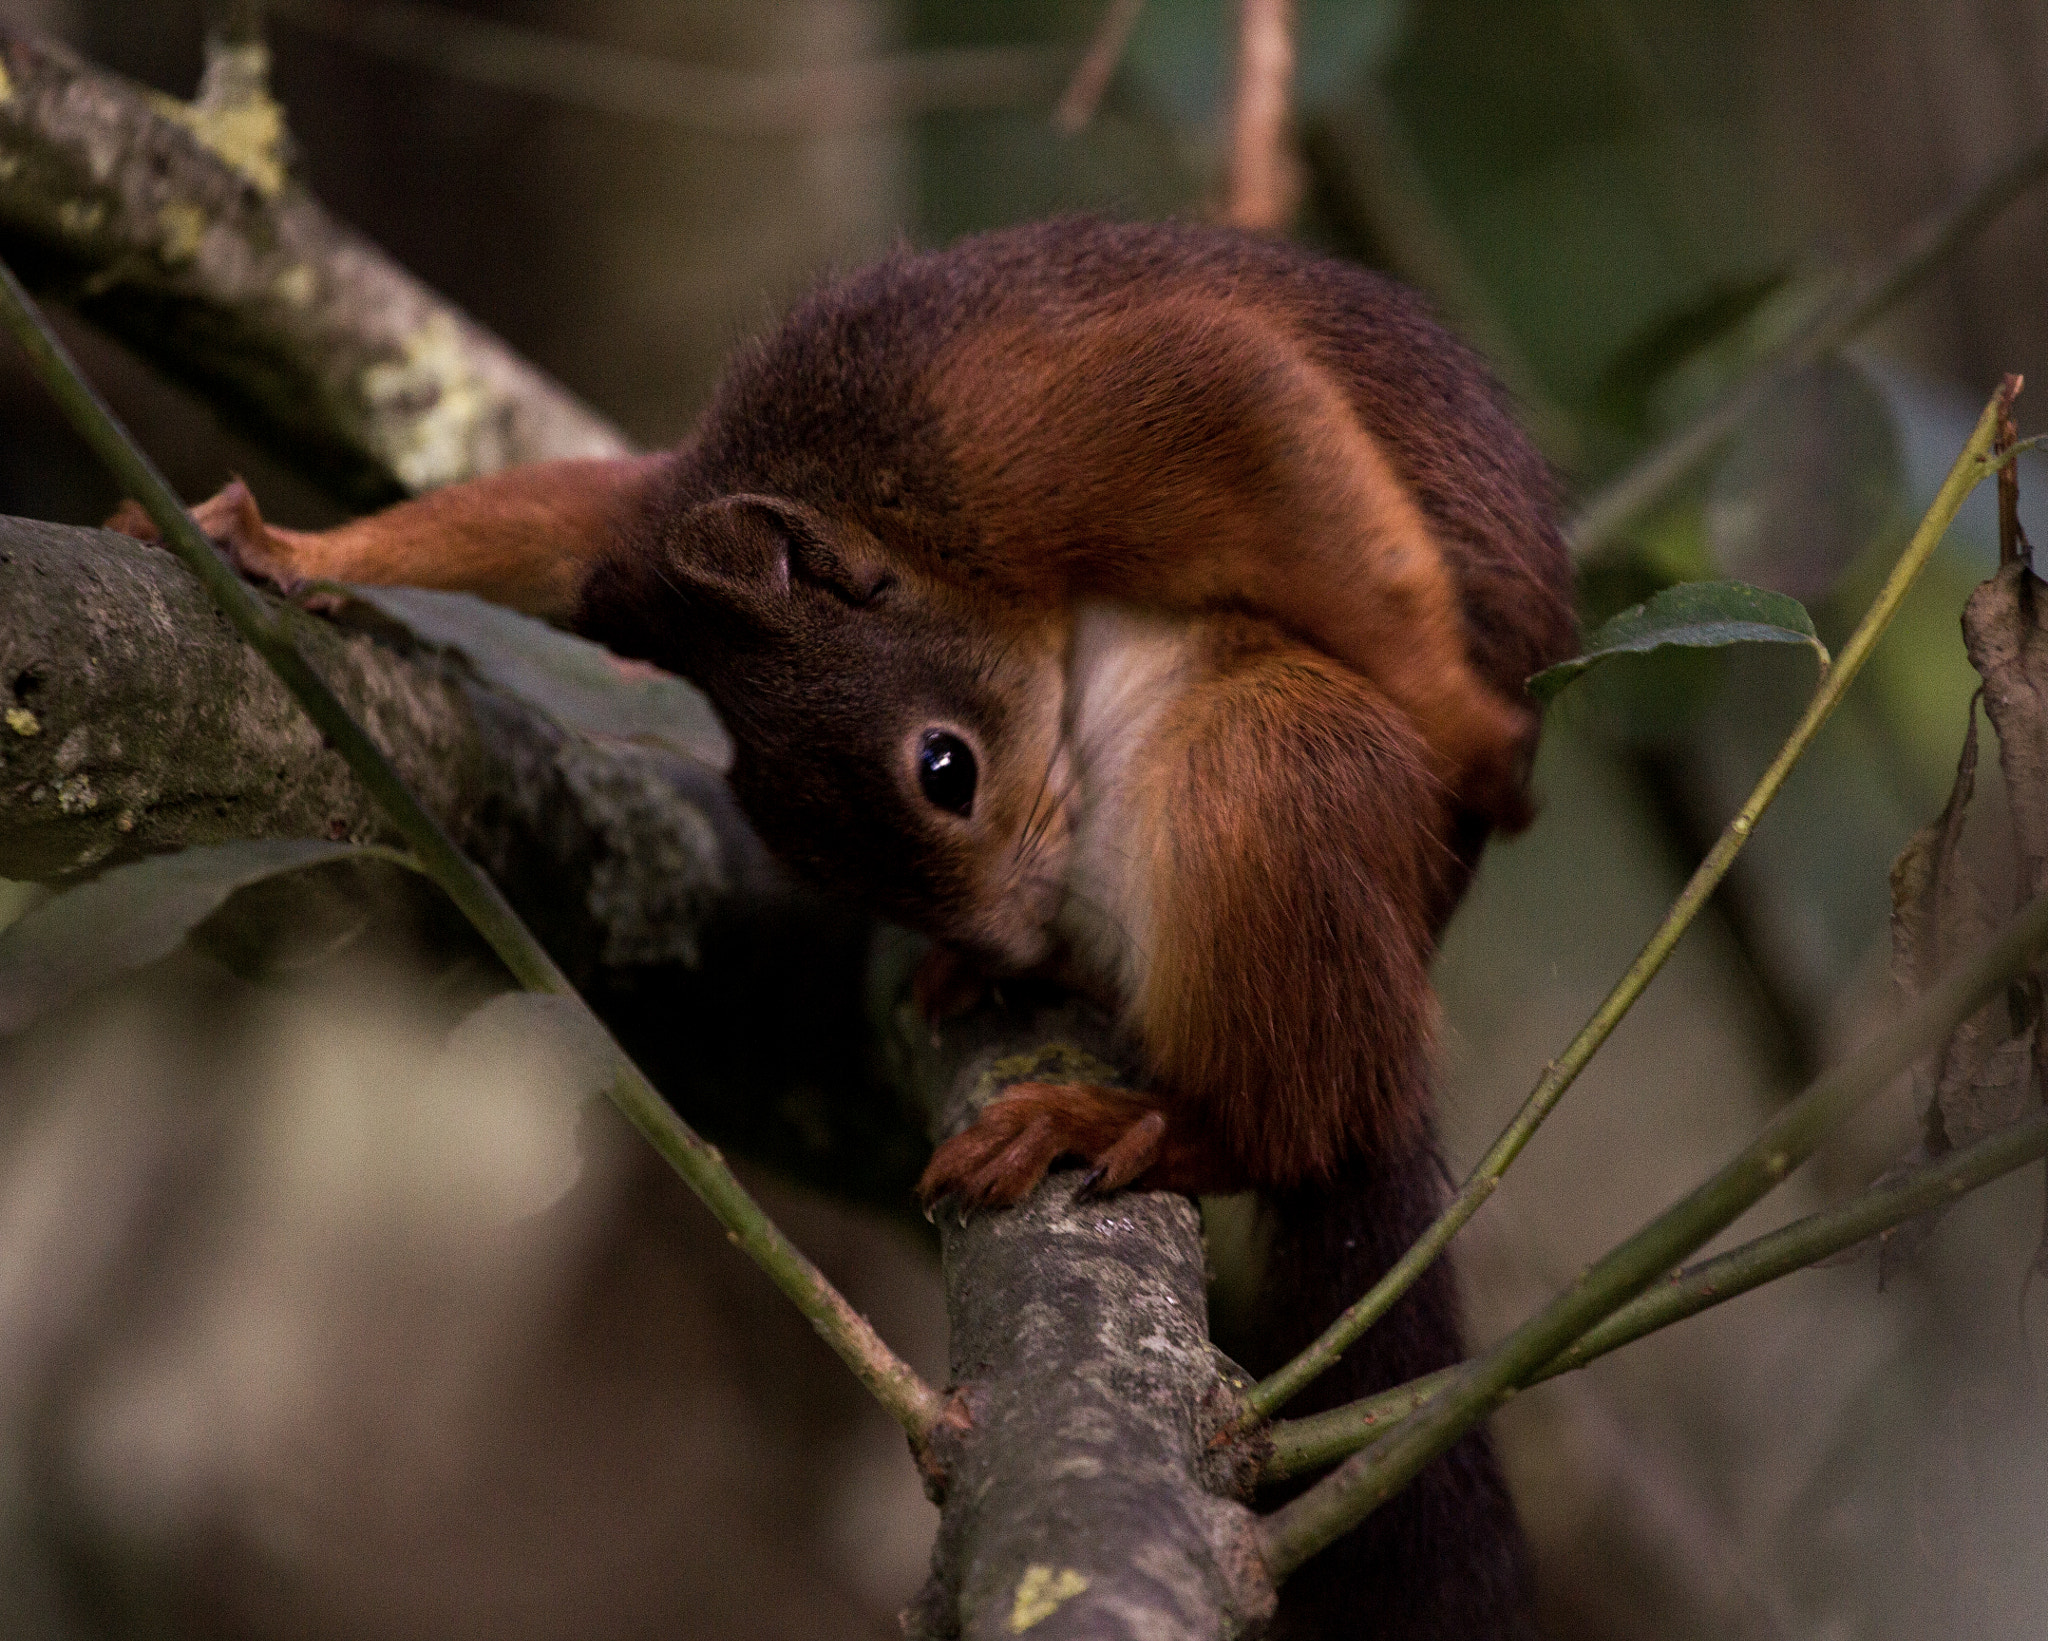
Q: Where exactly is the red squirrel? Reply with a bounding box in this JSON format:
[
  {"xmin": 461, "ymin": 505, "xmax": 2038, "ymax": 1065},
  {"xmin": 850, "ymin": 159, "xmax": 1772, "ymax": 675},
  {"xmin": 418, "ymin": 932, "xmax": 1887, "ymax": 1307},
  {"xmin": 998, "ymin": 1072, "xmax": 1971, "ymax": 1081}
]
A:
[{"xmin": 118, "ymin": 218, "xmax": 1574, "ymax": 1638}]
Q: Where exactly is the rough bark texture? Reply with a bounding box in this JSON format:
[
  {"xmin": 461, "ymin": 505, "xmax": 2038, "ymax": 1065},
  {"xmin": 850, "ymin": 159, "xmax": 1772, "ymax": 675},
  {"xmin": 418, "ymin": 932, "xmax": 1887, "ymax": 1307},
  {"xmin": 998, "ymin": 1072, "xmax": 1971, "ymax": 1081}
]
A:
[
  {"xmin": 0, "ymin": 516, "xmax": 924, "ymax": 1205},
  {"xmin": 899, "ymin": 1000, "xmax": 1276, "ymax": 1640},
  {"xmin": 1, "ymin": 516, "xmax": 1272, "ymax": 1636},
  {"xmin": 0, "ymin": 27, "xmax": 631, "ymax": 507}
]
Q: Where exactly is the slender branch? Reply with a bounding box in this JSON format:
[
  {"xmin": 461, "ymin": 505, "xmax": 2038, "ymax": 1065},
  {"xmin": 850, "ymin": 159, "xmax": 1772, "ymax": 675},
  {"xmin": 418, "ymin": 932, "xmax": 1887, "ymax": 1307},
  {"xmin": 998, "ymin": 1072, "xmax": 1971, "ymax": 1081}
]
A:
[
  {"xmin": 0, "ymin": 255, "xmax": 943, "ymax": 1440},
  {"xmin": 1221, "ymin": 0, "xmax": 1297, "ymax": 230},
  {"xmin": 1257, "ymin": 873, "xmax": 2048, "ymax": 1580},
  {"xmin": 1242, "ymin": 385, "xmax": 2012, "ymax": 1425},
  {"xmin": 1568, "ymin": 123, "xmax": 2048, "ymax": 559},
  {"xmin": 1263, "ymin": 1105, "xmax": 2048, "ymax": 1481},
  {"xmin": 1052, "ymin": 0, "xmax": 1146, "ymax": 135},
  {"xmin": 271, "ymin": 0, "xmax": 1079, "ymax": 135}
]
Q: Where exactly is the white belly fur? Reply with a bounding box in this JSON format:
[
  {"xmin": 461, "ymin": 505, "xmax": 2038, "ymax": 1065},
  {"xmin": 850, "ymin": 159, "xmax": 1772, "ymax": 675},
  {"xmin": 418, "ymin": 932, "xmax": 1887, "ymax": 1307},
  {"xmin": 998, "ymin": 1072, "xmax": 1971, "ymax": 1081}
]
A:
[{"xmin": 1053, "ymin": 603, "xmax": 1209, "ymax": 1010}]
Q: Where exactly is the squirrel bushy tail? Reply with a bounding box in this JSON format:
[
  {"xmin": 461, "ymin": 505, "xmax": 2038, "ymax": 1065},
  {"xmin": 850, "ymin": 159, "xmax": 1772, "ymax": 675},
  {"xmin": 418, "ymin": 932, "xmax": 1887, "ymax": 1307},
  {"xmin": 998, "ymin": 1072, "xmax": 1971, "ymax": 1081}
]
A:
[{"xmin": 1247, "ymin": 1135, "xmax": 1538, "ymax": 1641}]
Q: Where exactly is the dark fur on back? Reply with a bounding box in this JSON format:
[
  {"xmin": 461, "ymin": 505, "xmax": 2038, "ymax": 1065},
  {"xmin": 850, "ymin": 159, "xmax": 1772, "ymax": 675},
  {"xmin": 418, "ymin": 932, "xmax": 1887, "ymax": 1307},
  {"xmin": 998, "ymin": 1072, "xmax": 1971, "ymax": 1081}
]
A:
[{"xmin": 671, "ymin": 216, "xmax": 1572, "ymax": 717}]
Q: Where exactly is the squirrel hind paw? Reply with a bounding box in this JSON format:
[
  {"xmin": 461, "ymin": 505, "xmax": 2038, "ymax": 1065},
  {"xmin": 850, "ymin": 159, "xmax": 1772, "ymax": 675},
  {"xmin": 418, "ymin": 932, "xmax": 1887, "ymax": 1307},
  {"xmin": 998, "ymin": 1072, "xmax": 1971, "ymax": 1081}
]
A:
[
  {"xmin": 104, "ymin": 480, "xmax": 308, "ymax": 599},
  {"xmin": 916, "ymin": 1082, "xmax": 1169, "ymax": 1211}
]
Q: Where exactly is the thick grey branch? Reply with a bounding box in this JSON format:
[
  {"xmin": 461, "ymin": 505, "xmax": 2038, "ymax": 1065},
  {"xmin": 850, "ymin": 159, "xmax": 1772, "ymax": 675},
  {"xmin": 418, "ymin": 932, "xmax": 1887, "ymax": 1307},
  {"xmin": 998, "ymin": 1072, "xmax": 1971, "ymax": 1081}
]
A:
[
  {"xmin": 0, "ymin": 517, "xmax": 923, "ymax": 1204},
  {"xmin": 0, "ymin": 26, "xmax": 631, "ymax": 506},
  {"xmin": 899, "ymin": 999, "xmax": 1275, "ymax": 1640}
]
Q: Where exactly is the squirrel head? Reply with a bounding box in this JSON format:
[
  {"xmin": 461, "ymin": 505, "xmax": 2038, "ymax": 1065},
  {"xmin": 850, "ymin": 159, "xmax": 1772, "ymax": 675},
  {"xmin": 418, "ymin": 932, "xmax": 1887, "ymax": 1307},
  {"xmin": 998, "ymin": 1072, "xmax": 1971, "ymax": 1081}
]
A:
[{"xmin": 585, "ymin": 492, "xmax": 1075, "ymax": 971}]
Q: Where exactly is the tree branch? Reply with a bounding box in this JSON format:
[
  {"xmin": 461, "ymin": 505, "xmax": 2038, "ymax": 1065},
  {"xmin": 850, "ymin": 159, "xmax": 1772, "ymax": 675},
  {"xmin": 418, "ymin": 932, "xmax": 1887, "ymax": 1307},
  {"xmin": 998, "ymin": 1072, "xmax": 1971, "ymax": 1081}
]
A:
[
  {"xmin": 1258, "ymin": 873, "xmax": 2048, "ymax": 1579},
  {"xmin": 1567, "ymin": 123, "xmax": 2048, "ymax": 559},
  {"xmin": 0, "ymin": 516, "xmax": 926, "ymax": 1201},
  {"xmin": 896, "ymin": 991, "xmax": 1274, "ymax": 1640},
  {"xmin": 0, "ymin": 25, "xmax": 632, "ymax": 507},
  {"xmin": 1053, "ymin": 0, "xmax": 1146, "ymax": 136}
]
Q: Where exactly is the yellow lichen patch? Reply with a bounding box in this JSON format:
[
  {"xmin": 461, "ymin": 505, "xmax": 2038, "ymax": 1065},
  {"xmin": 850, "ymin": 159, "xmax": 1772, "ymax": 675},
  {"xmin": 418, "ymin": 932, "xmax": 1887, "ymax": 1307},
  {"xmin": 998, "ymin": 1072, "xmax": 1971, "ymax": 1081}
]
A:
[
  {"xmin": 155, "ymin": 44, "xmax": 289, "ymax": 198},
  {"xmin": 6, "ymin": 707, "xmax": 41, "ymax": 737},
  {"xmin": 0, "ymin": 58, "xmax": 14, "ymax": 104},
  {"xmin": 1008, "ymin": 1565, "xmax": 1089, "ymax": 1632},
  {"xmin": 986, "ymin": 1042, "xmax": 1120, "ymax": 1096},
  {"xmin": 157, "ymin": 200, "xmax": 207, "ymax": 264},
  {"xmin": 0, "ymin": 153, "xmax": 19, "ymax": 183},
  {"xmin": 272, "ymin": 262, "xmax": 315, "ymax": 306},
  {"xmin": 360, "ymin": 313, "xmax": 490, "ymax": 492}
]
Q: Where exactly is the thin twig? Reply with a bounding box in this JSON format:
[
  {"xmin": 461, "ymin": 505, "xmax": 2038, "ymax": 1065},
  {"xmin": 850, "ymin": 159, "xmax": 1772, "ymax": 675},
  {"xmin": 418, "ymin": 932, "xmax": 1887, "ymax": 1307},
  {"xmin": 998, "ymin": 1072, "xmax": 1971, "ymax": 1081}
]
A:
[
  {"xmin": 1222, "ymin": 0, "xmax": 1297, "ymax": 230},
  {"xmin": 0, "ymin": 255, "xmax": 944, "ymax": 1441},
  {"xmin": 1568, "ymin": 125, "xmax": 2048, "ymax": 560},
  {"xmin": 1263, "ymin": 1103, "xmax": 2048, "ymax": 1480},
  {"xmin": 1259, "ymin": 875, "xmax": 2048, "ymax": 1578},
  {"xmin": 1240, "ymin": 385, "xmax": 2014, "ymax": 1427},
  {"xmin": 271, "ymin": 0, "xmax": 1078, "ymax": 135},
  {"xmin": 1053, "ymin": 0, "xmax": 1145, "ymax": 134}
]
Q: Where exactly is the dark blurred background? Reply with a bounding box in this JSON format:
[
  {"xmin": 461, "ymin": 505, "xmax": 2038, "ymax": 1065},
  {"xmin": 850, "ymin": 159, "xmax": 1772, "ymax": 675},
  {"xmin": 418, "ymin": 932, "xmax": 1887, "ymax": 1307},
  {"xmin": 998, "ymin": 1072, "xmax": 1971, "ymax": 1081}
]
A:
[{"xmin": 1, "ymin": 3, "xmax": 2045, "ymax": 1638}]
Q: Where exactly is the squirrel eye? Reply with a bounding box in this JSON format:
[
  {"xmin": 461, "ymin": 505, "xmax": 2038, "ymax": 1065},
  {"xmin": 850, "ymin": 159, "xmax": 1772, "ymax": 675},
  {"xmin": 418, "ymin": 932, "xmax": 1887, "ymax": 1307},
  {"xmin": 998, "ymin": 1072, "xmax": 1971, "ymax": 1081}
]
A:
[{"xmin": 916, "ymin": 730, "xmax": 977, "ymax": 817}]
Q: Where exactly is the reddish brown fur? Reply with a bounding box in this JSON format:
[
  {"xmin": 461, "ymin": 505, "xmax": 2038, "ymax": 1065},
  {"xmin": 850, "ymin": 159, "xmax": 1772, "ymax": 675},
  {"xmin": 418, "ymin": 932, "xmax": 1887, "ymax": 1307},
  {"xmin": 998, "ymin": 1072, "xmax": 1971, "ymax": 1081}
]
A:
[
  {"xmin": 109, "ymin": 214, "xmax": 1576, "ymax": 1223},
  {"xmin": 932, "ymin": 299, "xmax": 1526, "ymax": 818},
  {"xmin": 916, "ymin": 616, "xmax": 1452, "ymax": 1205},
  {"xmin": 114, "ymin": 459, "xmax": 669, "ymax": 618},
  {"xmin": 1140, "ymin": 621, "xmax": 1452, "ymax": 1183},
  {"xmin": 117, "ymin": 216, "xmax": 1570, "ymax": 1640},
  {"xmin": 651, "ymin": 218, "xmax": 1573, "ymax": 830}
]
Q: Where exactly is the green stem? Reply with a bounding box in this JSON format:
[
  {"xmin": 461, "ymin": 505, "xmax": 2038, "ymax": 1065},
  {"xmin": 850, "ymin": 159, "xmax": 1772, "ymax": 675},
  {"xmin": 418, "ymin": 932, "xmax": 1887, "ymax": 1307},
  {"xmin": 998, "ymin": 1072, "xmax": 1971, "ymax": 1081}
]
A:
[
  {"xmin": 1568, "ymin": 124, "xmax": 2048, "ymax": 559},
  {"xmin": 1243, "ymin": 387, "xmax": 2011, "ymax": 1426},
  {"xmin": 1263, "ymin": 1105, "xmax": 2048, "ymax": 1481},
  {"xmin": 0, "ymin": 256, "xmax": 943, "ymax": 1440},
  {"xmin": 1258, "ymin": 878, "xmax": 2048, "ymax": 1580}
]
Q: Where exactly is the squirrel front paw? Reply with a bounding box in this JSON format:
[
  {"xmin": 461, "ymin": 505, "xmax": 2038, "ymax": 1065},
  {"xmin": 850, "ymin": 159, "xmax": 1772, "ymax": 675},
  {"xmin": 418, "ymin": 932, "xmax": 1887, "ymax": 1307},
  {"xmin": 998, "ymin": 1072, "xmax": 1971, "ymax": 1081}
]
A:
[{"xmin": 917, "ymin": 1082, "xmax": 1172, "ymax": 1212}]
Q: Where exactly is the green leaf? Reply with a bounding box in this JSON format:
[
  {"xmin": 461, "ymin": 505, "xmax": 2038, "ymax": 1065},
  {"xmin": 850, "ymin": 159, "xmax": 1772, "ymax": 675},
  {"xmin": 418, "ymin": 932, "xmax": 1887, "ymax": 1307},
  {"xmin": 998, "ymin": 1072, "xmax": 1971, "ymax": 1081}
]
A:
[
  {"xmin": 1529, "ymin": 580, "xmax": 1828, "ymax": 705},
  {"xmin": 0, "ymin": 839, "xmax": 412, "ymax": 1034},
  {"xmin": 323, "ymin": 584, "xmax": 731, "ymax": 770}
]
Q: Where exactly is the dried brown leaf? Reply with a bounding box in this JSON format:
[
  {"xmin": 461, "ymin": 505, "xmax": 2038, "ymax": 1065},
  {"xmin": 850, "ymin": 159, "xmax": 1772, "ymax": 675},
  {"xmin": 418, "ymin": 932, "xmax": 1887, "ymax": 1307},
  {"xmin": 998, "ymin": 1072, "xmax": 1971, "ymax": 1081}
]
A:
[
  {"xmin": 1963, "ymin": 561, "xmax": 2048, "ymax": 900},
  {"xmin": 1890, "ymin": 701, "xmax": 2003, "ymax": 1137}
]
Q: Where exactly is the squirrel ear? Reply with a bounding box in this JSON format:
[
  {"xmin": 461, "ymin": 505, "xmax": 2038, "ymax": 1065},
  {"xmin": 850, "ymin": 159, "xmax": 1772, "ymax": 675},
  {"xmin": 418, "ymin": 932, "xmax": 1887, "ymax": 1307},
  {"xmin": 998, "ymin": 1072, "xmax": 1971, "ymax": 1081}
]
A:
[
  {"xmin": 675, "ymin": 494, "xmax": 798, "ymax": 599},
  {"xmin": 694, "ymin": 494, "xmax": 896, "ymax": 607}
]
